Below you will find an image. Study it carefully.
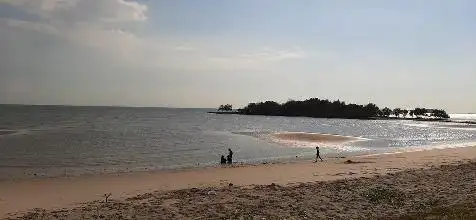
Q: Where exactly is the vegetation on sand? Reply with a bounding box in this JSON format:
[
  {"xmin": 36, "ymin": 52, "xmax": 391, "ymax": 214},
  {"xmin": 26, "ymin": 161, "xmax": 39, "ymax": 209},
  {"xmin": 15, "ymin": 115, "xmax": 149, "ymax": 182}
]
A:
[
  {"xmin": 217, "ymin": 104, "xmax": 233, "ymax": 111},
  {"xmin": 236, "ymin": 98, "xmax": 450, "ymax": 119}
]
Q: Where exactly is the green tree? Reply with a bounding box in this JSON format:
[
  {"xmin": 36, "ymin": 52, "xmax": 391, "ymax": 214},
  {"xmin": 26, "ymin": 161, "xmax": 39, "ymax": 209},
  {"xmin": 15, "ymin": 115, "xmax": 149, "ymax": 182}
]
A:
[
  {"xmin": 413, "ymin": 108, "xmax": 427, "ymax": 118},
  {"xmin": 236, "ymin": 98, "xmax": 448, "ymax": 120},
  {"xmin": 382, "ymin": 107, "xmax": 392, "ymax": 117},
  {"xmin": 431, "ymin": 109, "xmax": 450, "ymax": 119},
  {"xmin": 393, "ymin": 108, "xmax": 402, "ymax": 118},
  {"xmin": 218, "ymin": 104, "xmax": 233, "ymax": 111},
  {"xmin": 364, "ymin": 103, "xmax": 380, "ymax": 117},
  {"xmin": 402, "ymin": 109, "xmax": 409, "ymax": 118}
]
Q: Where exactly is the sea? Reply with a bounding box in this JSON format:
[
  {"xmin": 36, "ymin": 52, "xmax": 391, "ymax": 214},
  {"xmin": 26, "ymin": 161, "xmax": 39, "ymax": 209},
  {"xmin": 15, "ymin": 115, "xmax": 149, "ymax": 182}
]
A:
[{"xmin": 0, "ymin": 105, "xmax": 475, "ymax": 180}]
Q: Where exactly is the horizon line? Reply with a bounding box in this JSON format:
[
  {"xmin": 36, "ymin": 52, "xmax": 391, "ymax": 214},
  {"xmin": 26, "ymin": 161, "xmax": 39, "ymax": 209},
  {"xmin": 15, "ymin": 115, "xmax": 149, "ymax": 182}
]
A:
[{"xmin": 0, "ymin": 103, "xmax": 473, "ymax": 114}]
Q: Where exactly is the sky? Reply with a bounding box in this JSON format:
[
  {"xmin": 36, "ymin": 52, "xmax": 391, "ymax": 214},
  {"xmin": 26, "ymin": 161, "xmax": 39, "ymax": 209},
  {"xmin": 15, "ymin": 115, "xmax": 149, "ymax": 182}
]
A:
[{"xmin": 0, "ymin": 0, "xmax": 475, "ymax": 112}]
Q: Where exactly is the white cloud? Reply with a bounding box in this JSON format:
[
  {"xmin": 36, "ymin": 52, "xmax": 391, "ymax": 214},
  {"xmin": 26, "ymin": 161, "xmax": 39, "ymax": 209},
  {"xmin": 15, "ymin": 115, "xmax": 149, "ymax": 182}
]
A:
[
  {"xmin": 239, "ymin": 48, "xmax": 305, "ymax": 62},
  {"xmin": 65, "ymin": 0, "xmax": 148, "ymax": 23},
  {"xmin": 173, "ymin": 46, "xmax": 196, "ymax": 52},
  {"xmin": 1, "ymin": 0, "xmax": 305, "ymax": 72},
  {"xmin": 5, "ymin": 18, "xmax": 58, "ymax": 34},
  {"xmin": 1, "ymin": 1, "xmax": 474, "ymax": 111},
  {"xmin": 1, "ymin": 0, "xmax": 147, "ymax": 23},
  {"xmin": 0, "ymin": 0, "xmax": 75, "ymax": 12},
  {"xmin": 0, "ymin": 0, "xmax": 310, "ymax": 107}
]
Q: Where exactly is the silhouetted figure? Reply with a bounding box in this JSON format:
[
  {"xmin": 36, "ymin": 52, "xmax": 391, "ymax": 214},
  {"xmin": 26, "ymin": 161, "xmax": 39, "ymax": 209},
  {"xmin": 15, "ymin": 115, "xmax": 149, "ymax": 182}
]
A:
[
  {"xmin": 220, "ymin": 155, "xmax": 227, "ymax": 164},
  {"xmin": 315, "ymin": 146, "xmax": 323, "ymax": 162},
  {"xmin": 227, "ymin": 148, "xmax": 233, "ymax": 164}
]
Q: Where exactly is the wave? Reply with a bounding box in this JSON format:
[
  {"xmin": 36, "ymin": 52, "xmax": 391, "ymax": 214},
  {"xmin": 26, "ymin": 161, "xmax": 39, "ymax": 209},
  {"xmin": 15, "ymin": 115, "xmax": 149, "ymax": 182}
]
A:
[
  {"xmin": 357, "ymin": 141, "xmax": 476, "ymax": 158},
  {"xmin": 0, "ymin": 129, "xmax": 32, "ymax": 137},
  {"xmin": 404, "ymin": 122, "xmax": 476, "ymax": 131},
  {"xmin": 272, "ymin": 132, "xmax": 365, "ymax": 143},
  {"xmin": 232, "ymin": 130, "xmax": 270, "ymax": 138},
  {"xmin": 450, "ymin": 114, "xmax": 476, "ymax": 121},
  {"xmin": 269, "ymin": 132, "xmax": 370, "ymax": 151},
  {"xmin": 435, "ymin": 125, "xmax": 476, "ymax": 131},
  {"xmin": 0, "ymin": 130, "xmax": 16, "ymax": 136},
  {"xmin": 404, "ymin": 123, "xmax": 431, "ymax": 128}
]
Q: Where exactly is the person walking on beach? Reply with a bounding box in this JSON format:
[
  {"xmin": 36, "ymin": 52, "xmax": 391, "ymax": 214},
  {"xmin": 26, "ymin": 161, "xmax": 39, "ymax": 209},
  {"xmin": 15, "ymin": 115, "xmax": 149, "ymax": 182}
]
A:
[
  {"xmin": 315, "ymin": 146, "xmax": 323, "ymax": 162},
  {"xmin": 227, "ymin": 148, "xmax": 233, "ymax": 164}
]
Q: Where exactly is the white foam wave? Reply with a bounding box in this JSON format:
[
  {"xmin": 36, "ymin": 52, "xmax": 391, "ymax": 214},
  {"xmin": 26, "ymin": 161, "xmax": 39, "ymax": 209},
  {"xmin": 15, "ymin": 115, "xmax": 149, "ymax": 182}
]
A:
[
  {"xmin": 405, "ymin": 122, "xmax": 476, "ymax": 131},
  {"xmin": 404, "ymin": 123, "xmax": 431, "ymax": 128},
  {"xmin": 450, "ymin": 114, "xmax": 476, "ymax": 121},
  {"xmin": 436, "ymin": 126, "xmax": 476, "ymax": 131},
  {"xmin": 272, "ymin": 132, "xmax": 369, "ymax": 142},
  {"xmin": 357, "ymin": 141, "xmax": 476, "ymax": 158},
  {"xmin": 0, "ymin": 129, "xmax": 30, "ymax": 137},
  {"xmin": 268, "ymin": 132, "xmax": 370, "ymax": 152},
  {"xmin": 272, "ymin": 138, "xmax": 370, "ymax": 151}
]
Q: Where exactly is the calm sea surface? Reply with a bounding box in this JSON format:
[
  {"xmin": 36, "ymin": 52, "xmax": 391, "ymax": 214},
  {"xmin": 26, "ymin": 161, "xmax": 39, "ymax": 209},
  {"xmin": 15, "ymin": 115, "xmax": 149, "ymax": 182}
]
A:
[{"xmin": 0, "ymin": 105, "xmax": 475, "ymax": 180}]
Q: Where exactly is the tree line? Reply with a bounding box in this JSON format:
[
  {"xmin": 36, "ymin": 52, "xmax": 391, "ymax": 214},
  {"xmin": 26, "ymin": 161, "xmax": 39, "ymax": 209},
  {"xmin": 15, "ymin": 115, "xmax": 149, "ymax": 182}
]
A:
[
  {"xmin": 217, "ymin": 104, "xmax": 233, "ymax": 111},
  {"xmin": 231, "ymin": 98, "xmax": 449, "ymax": 119},
  {"xmin": 380, "ymin": 107, "xmax": 449, "ymax": 119}
]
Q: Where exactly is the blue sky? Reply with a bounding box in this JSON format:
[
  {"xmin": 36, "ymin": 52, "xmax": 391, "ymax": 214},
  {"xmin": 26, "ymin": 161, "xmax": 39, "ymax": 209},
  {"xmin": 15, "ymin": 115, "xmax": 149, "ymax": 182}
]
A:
[{"xmin": 0, "ymin": 0, "xmax": 475, "ymax": 112}]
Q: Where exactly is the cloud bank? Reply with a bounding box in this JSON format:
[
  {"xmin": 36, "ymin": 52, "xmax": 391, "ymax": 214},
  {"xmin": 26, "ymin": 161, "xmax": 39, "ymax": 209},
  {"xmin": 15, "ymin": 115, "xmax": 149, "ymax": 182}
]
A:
[{"xmin": 0, "ymin": 0, "xmax": 474, "ymax": 112}]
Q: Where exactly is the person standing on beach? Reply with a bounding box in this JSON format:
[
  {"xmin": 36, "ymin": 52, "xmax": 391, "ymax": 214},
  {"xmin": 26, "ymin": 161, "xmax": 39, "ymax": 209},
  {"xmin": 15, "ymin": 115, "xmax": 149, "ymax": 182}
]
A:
[
  {"xmin": 315, "ymin": 146, "xmax": 323, "ymax": 162},
  {"xmin": 227, "ymin": 148, "xmax": 233, "ymax": 164}
]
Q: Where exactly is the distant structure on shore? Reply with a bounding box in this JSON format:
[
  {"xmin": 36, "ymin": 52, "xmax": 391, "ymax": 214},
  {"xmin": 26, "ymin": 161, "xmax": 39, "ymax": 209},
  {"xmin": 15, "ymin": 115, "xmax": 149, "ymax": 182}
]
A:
[{"xmin": 225, "ymin": 98, "xmax": 450, "ymax": 120}]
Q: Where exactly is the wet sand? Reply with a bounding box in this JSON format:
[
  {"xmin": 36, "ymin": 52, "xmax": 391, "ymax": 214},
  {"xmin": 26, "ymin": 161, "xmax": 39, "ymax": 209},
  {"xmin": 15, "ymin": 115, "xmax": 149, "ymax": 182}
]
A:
[
  {"xmin": 272, "ymin": 132, "xmax": 362, "ymax": 143},
  {"xmin": 1, "ymin": 146, "xmax": 475, "ymax": 218}
]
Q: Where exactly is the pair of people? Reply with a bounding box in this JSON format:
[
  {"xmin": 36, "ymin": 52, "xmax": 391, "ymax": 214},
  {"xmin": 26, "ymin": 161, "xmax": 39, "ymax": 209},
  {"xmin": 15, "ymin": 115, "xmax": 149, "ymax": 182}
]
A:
[
  {"xmin": 220, "ymin": 148, "xmax": 233, "ymax": 165},
  {"xmin": 220, "ymin": 147, "xmax": 321, "ymax": 164}
]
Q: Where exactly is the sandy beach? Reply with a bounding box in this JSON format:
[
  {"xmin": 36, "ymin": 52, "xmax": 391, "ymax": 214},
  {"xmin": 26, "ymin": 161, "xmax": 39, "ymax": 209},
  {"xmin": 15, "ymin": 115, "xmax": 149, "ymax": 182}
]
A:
[{"xmin": 1, "ymin": 145, "xmax": 475, "ymax": 219}]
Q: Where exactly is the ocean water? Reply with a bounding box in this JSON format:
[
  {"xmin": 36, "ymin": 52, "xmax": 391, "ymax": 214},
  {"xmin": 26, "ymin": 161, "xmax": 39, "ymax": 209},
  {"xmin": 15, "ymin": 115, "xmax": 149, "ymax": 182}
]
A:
[
  {"xmin": 449, "ymin": 113, "xmax": 476, "ymax": 122},
  {"xmin": 0, "ymin": 105, "xmax": 475, "ymax": 180}
]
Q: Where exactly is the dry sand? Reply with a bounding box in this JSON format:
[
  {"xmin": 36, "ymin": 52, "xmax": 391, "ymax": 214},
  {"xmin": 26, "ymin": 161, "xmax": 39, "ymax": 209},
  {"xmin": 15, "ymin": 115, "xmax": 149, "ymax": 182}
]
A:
[
  {"xmin": 1, "ymin": 146, "xmax": 476, "ymax": 219},
  {"xmin": 12, "ymin": 160, "xmax": 476, "ymax": 219},
  {"xmin": 272, "ymin": 132, "xmax": 362, "ymax": 143}
]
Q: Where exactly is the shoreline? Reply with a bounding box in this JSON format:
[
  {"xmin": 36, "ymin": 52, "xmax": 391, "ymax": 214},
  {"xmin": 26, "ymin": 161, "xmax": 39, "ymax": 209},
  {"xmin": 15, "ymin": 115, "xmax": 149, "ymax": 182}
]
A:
[
  {"xmin": 208, "ymin": 111, "xmax": 476, "ymax": 124},
  {"xmin": 1, "ymin": 145, "xmax": 476, "ymax": 218},
  {"xmin": 3, "ymin": 139, "xmax": 474, "ymax": 182}
]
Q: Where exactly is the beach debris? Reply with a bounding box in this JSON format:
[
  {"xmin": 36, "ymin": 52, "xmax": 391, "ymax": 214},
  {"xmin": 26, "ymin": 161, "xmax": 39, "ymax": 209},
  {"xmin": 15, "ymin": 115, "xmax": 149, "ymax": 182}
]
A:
[
  {"xmin": 268, "ymin": 182, "xmax": 280, "ymax": 190},
  {"xmin": 344, "ymin": 159, "xmax": 374, "ymax": 164},
  {"xmin": 361, "ymin": 185, "xmax": 405, "ymax": 205},
  {"xmin": 207, "ymin": 190, "xmax": 217, "ymax": 195},
  {"xmin": 228, "ymin": 183, "xmax": 234, "ymax": 187},
  {"xmin": 104, "ymin": 193, "xmax": 112, "ymax": 203}
]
